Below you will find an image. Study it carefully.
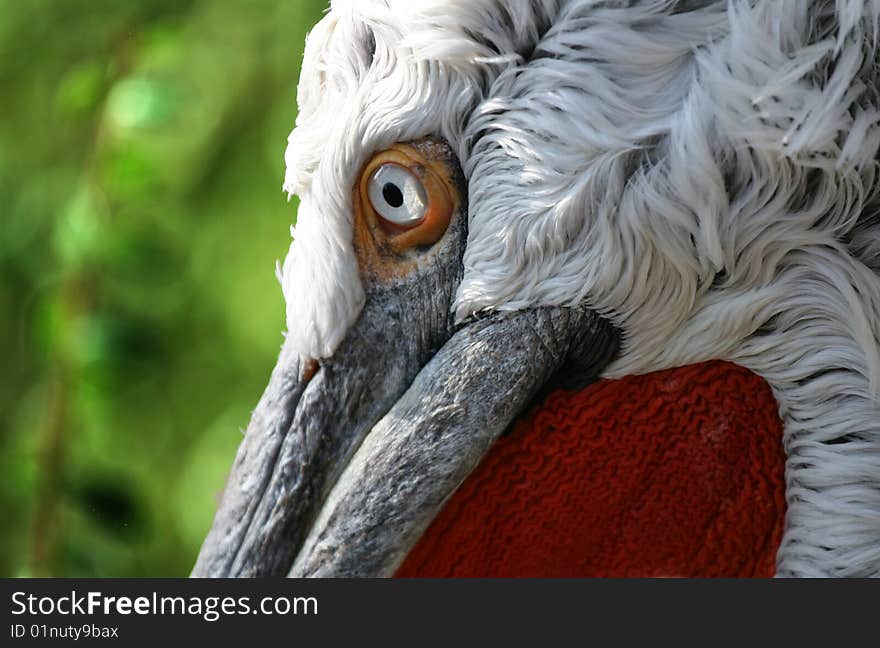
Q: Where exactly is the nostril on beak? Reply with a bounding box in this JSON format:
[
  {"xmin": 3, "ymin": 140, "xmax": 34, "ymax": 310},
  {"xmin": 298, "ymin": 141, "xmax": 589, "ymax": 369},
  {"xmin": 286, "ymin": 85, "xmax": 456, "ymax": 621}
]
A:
[{"xmin": 302, "ymin": 358, "xmax": 319, "ymax": 383}]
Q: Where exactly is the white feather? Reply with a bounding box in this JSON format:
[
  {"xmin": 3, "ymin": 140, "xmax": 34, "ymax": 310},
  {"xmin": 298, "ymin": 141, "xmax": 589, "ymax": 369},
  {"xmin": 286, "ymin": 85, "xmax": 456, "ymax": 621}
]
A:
[{"xmin": 281, "ymin": 0, "xmax": 880, "ymax": 576}]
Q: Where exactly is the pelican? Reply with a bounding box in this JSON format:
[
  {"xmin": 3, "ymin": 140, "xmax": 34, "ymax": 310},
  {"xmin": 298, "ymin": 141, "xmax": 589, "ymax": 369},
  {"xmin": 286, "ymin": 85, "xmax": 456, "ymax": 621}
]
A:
[{"xmin": 192, "ymin": 0, "xmax": 880, "ymax": 578}]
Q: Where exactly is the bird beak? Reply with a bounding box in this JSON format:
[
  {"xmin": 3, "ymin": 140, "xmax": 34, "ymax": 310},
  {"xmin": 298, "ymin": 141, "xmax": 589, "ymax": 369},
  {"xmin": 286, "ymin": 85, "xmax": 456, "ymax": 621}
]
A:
[{"xmin": 191, "ymin": 138, "xmax": 620, "ymax": 577}]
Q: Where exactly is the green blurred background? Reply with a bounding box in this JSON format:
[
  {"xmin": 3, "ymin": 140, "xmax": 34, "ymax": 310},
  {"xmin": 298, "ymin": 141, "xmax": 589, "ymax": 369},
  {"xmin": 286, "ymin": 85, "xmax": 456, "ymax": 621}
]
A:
[{"xmin": 1, "ymin": 0, "xmax": 327, "ymax": 576}]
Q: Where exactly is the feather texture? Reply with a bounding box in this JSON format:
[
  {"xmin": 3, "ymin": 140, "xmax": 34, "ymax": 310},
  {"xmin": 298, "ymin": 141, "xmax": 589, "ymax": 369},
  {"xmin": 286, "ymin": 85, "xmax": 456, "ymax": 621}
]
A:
[{"xmin": 281, "ymin": 0, "xmax": 880, "ymax": 576}]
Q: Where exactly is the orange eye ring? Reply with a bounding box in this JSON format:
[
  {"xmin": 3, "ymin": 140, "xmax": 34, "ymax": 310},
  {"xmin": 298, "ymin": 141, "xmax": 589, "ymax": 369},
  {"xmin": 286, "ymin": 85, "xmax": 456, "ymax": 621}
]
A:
[{"xmin": 357, "ymin": 143, "xmax": 456, "ymax": 253}]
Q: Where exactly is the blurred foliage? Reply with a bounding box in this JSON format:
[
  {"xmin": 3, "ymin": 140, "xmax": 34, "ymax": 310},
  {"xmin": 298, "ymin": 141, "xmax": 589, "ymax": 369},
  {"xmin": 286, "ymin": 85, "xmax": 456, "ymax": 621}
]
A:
[{"xmin": 0, "ymin": 0, "xmax": 327, "ymax": 576}]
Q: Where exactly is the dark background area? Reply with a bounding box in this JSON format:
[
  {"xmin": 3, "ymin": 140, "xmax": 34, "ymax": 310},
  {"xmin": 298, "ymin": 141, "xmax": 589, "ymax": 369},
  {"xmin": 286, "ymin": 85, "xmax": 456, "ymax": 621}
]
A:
[{"xmin": 0, "ymin": 0, "xmax": 327, "ymax": 576}]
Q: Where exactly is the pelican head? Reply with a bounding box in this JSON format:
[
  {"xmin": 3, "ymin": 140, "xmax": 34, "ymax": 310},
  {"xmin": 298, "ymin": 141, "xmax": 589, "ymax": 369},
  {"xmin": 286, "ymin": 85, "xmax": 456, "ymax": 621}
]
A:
[{"xmin": 194, "ymin": 0, "xmax": 880, "ymax": 578}]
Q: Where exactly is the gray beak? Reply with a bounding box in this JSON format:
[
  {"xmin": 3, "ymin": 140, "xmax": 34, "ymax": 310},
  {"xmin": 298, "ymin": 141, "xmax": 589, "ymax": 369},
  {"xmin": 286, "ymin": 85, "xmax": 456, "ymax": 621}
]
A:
[{"xmin": 191, "ymin": 140, "xmax": 619, "ymax": 578}]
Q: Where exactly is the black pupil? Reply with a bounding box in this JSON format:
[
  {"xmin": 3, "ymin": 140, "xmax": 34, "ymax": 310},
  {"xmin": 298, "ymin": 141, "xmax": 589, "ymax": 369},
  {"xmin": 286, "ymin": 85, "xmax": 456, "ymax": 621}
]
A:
[{"xmin": 382, "ymin": 182, "xmax": 404, "ymax": 208}]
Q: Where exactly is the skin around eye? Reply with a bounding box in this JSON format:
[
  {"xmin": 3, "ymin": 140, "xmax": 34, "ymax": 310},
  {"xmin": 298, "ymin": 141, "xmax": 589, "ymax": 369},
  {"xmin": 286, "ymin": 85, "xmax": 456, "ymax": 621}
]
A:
[{"xmin": 356, "ymin": 142, "xmax": 458, "ymax": 253}]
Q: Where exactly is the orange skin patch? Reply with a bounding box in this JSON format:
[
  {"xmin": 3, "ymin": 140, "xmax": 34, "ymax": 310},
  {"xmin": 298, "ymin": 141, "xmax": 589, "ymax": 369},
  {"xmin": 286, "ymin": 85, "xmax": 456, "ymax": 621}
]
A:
[
  {"xmin": 353, "ymin": 138, "xmax": 461, "ymax": 283},
  {"xmin": 301, "ymin": 358, "xmax": 319, "ymax": 383}
]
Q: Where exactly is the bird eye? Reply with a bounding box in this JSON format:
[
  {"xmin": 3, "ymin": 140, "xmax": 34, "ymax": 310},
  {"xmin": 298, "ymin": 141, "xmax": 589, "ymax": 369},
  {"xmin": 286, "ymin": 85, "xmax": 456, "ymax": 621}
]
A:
[
  {"xmin": 356, "ymin": 140, "xmax": 458, "ymax": 256},
  {"xmin": 367, "ymin": 164, "xmax": 428, "ymax": 227}
]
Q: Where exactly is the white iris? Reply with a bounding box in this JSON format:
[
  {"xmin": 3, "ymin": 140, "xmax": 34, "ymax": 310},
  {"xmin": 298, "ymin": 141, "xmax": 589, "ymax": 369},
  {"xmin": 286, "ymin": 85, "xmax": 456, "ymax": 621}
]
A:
[{"xmin": 367, "ymin": 164, "xmax": 427, "ymax": 226}]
